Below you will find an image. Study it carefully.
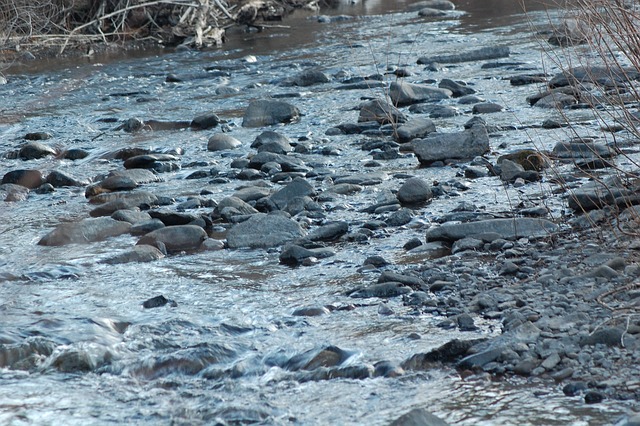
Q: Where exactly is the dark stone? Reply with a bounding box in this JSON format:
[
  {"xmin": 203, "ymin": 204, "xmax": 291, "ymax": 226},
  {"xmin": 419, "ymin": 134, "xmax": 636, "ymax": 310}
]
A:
[
  {"xmin": 401, "ymin": 339, "xmax": 486, "ymax": 370},
  {"xmin": 123, "ymin": 153, "xmax": 180, "ymax": 170},
  {"xmin": 252, "ymin": 131, "xmax": 293, "ymax": 154},
  {"xmin": 584, "ymin": 391, "xmax": 605, "ymax": 404},
  {"xmin": 136, "ymin": 225, "xmax": 207, "ymax": 253},
  {"xmin": 2, "ymin": 169, "xmax": 45, "ymax": 189},
  {"xmin": 279, "ymin": 244, "xmax": 335, "ymax": 265},
  {"xmin": 395, "ymin": 118, "xmax": 437, "ymax": 143},
  {"xmin": 304, "ymin": 221, "xmax": 349, "ymax": 241},
  {"xmin": 24, "ymin": 132, "xmax": 52, "ymax": 140},
  {"xmin": 457, "ymin": 347, "xmax": 504, "ymax": 369},
  {"xmin": 397, "ymin": 177, "xmax": 433, "ymax": 205},
  {"xmin": 142, "ymin": 295, "xmax": 177, "ymax": 309},
  {"xmin": 472, "ymin": 103, "xmax": 504, "ymax": 114},
  {"xmin": 291, "ymin": 69, "xmax": 330, "ymax": 86},
  {"xmin": 242, "ymin": 99, "xmax": 300, "ymax": 127},
  {"xmin": 46, "ymin": 170, "xmax": 88, "ymax": 187},
  {"xmin": 563, "ymin": 382, "xmax": 588, "ymax": 397},
  {"xmin": 426, "ymin": 218, "xmax": 559, "ymax": 242},
  {"xmin": 579, "ymin": 327, "xmax": 626, "ymax": 347},
  {"xmin": 269, "ymin": 177, "xmax": 315, "ymax": 210},
  {"xmin": 439, "ymin": 78, "xmax": 476, "ymax": 97},
  {"xmin": 102, "ymin": 245, "xmax": 165, "ymax": 265},
  {"xmin": 19, "ymin": 142, "xmax": 57, "ymax": 160},
  {"xmin": 191, "ymin": 112, "xmax": 221, "ymax": 129},
  {"xmin": 349, "ymin": 282, "xmax": 412, "ymax": 298}
]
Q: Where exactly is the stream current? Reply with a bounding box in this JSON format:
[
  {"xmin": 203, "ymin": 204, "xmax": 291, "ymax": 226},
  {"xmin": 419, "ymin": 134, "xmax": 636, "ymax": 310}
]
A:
[{"xmin": 0, "ymin": 0, "xmax": 632, "ymax": 424}]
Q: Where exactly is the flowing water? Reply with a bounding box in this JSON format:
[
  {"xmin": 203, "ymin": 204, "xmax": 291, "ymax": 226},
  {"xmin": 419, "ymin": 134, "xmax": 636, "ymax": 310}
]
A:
[{"xmin": 0, "ymin": 1, "xmax": 633, "ymax": 424}]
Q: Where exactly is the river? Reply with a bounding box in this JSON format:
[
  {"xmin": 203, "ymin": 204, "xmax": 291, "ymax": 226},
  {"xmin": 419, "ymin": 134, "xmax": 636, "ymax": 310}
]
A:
[{"xmin": 0, "ymin": 0, "xmax": 633, "ymax": 424}]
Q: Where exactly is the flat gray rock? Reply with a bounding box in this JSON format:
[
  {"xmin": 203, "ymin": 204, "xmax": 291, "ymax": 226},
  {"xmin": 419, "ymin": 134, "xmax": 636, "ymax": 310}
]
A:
[
  {"xmin": 412, "ymin": 125, "xmax": 489, "ymax": 165},
  {"xmin": 426, "ymin": 218, "xmax": 559, "ymax": 242},
  {"xmin": 101, "ymin": 245, "xmax": 165, "ymax": 264},
  {"xmin": 389, "ymin": 82, "xmax": 451, "ymax": 107},
  {"xmin": 226, "ymin": 213, "xmax": 305, "ymax": 249},
  {"xmin": 242, "ymin": 99, "xmax": 300, "ymax": 127},
  {"xmin": 38, "ymin": 217, "xmax": 131, "ymax": 246},
  {"xmin": 359, "ymin": 99, "xmax": 407, "ymax": 124}
]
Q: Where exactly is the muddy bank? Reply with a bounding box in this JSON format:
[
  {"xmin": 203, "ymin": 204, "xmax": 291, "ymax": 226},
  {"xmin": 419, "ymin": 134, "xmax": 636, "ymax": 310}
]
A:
[{"xmin": 1, "ymin": 1, "xmax": 640, "ymax": 425}]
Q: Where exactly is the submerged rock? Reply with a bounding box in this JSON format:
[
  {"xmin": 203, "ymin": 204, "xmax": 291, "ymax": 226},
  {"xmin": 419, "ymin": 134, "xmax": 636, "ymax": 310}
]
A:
[
  {"xmin": 38, "ymin": 217, "xmax": 131, "ymax": 246},
  {"xmin": 426, "ymin": 218, "xmax": 559, "ymax": 242}
]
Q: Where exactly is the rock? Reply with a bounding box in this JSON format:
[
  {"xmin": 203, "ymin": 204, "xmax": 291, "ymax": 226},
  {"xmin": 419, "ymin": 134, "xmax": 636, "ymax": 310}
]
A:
[
  {"xmin": 285, "ymin": 346, "xmax": 353, "ymax": 371},
  {"xmin": 213, "ymin": 196, "xmax": 259, "ymax": 220},
  {"xmin": 191, "ymin": 112, "xmax": 220, "ymax": 129},
  {"xmin": 579, "ymin": 327, "xmax": 627, "ymax": 347},
  {"xmin": 418, "ymin": 7, "xmax": 449, "ymax": 17},
  {"xmin": 136, "ymin": 225, "xmax": 207, "ymax": 253},
  {"xmin": 89, "ymin": 192, "xmax": 159, "ymax": 217},
  {"xmin": 24, "ymin": 132, "xmax": 52, "ymax": 140},
  {"xmin": 111, "ymin": 209, "xmax": 152, "ymax": 224},
  {"xmin": 407, "ymin": 0, "xmax": 455, "ymax": 11},
  {"xmin": 563, "ymin": 382, "xmax": 588, "ymax": 396},
  {"xmin": 38, "ymin": 217, "xmax": 131, "ymax": 246},
  {"xmin": 500, "ymin": 159, "xmax": 540, "ymax": 183},
  {"xmin": 389, "ymin": 408, "xmax": 450, "ymax": 426},
  {"xmin": 472, "ymin": 102, "xmax": 504, "ymax": 114},
  {"xmin": 397, "ymin": 177, "xmax": 433, "ymax": 205},
  {"xmin": 248, "ymin": 152, "xmax": 308, "ymax": 172},
  {"xmin": 458, "ymin": 347, "xmax": 504, "ymax": 369},
  {"xmin": 1, "ymin": 183, "xmax": 30, "ymax": 201},
  {"xmin": 304, "ymin": 221, "xmax": 349, "ymax": 241},
  {"xmin": 417, "ymin": 46, "xmax": 510, "ymax": 64},
  {"xmin": 412, "ymin": 125, "xmax": 490, "ymax": 166},
  {"xmin": 292, "ymin": 306, "xmax": 331, "ymax": 316},
  {"xmin": 584, "ymin": 391, "xmax": 605, "ymax": 404},
  {"xmin": 426, "ymin": 218, "xmax": 559, "ymax": 242},
  {"xmin": 148, "ymin": 210, "xmax": 201, "ymax": 226},
  {"xmin": 509, "ymin": 74, "xmax": 548, "ymax": 86},
  {"xmin": 497, "ymin": 150, "xmax": 546, "ymax": 171},
  {"xmin": 242, "ymin": 99, "xmax": 300, "ymax": 127},
  {"xmin": 85, "ymin": 169, "xmax": 160, "ymax": 198},
  {"xmin": 513, "ymin": 358, "xmax": 539, "ymax": 375},
  {"xmin": 401, "ymin": 339, "xmax": 486, "ymax": 370},
  {"xmin": 548, "ymin": 19, "xmax": 590, "ymax": 47},
  {"xmin": 359, "ymin": 99, "xmax": 407, "ymax": 124},
  {"xmin": 207, "ymin": 134, "xmax": 242, "ymax": 151},
  {"xmin": 439, "ymin": 78, "xmax": 476, "ymax": 97},
  {"xmin": 349, "ymin": 282, "xmax": 412, "ymax": 298},
  {"xmin": 548, "ymin": 65, "xmax": 640, "ymax": 88},
  {"xmin": 123, "ymin": 153, "xmax": 180, "ymax": 170},
  {"xmin": 389, "ymin": 81, "xmax": 451, "ymax": 107},
  {"xmin": 409, "ymin": 104, "xmax": 459, "ymax": 118},
  {"xmin": 142, "ymin": 295, "xmax": 177, "ymax": 309},
  {"xmin": 101, "ymin": 245, "xmax": 165, "ymax": 264},
  {"xmin": 62, "ymin": 148, "xmax": 90, "ymax": 160},
  {"xmin": 395, "ymin": 118, "xmax": 436, "ymax": 143},
  {"xmin": 19, "ymin": 141, "xmax": 57, "ymax": 160},
  {"xmin": 226, "ymin": 213, "xmax": 305, "ymax": 248},
  {"xmin": 130, "ymin": 219, "xmax": 165, "ymax": 236},
  {"xmin": 252, "ymin": 131, "xmax": 293, "ymax": 154},
  {"xmin": 291, "ymin": 69, "xmax": 330, "ymax": 86},
  {"xmin": 567, "ymin": 176, "xmax": 630, "ymax": 211},
  {"xmin": 269, "ymin": 177, "xmax": 315, "ymax": 210},
  {"xmin": 552, "ymin": 140, "xmax": 613, "ymax": 162},
  {"xmin": 386, "ymin": 208, "xmax": 414, "ymax": 226},
  {"xmin": 2, "ymin": 169, "xmax": 45, "ymax": 189},
  {"xmin": 45, "ymin": 170, "xmax": 88, "ymax": 187},
  {"xmin": 533, "ymin": 92, "xmax": 578, "ymax": 109},
  {"xmin": 452, "ymin": 237, "xmax": 484, "ymax": 254},
  {"xmin": 279, "ymin": 244, "xmax": 335, "ymax": 265}
]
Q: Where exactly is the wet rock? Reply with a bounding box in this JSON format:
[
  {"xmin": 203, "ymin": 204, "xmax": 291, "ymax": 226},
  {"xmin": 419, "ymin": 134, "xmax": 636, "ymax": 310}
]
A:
[
  {"xmin": 497, "ymin": 150, "xmax": 546, "ymax": 171},
  {"xmin": 500, "ymin": 159, "xmax": 540, "ymax": 183},
  {"xmin": 285, "ymin": 346, "xmax": 353, "ymax": 371},
  {"xmin": 364, "ymin": 256, "xmax": 389, "ymax": 268},
  {"xmin": 457, "ymin": 313, "xmax": 478, "ymax": 331},
  {"xmin": 226, "ymin": 213, "xmax": 305, "ymax": 248},
  {"xmin": 349, "ymin": 282, "xmax": 412, "ymax": 298},
  {"xmin": 472, "ymin": 102, "xmax": 504, "ymax": 114},
  {"xmin": 2, "ymin": 169, "xmax": 45, "ymax": 189},
  {"xmin": 584, "ymin": 391, "xmax": 605, "ymax": 404},
  {"xmin": 45, "ymin": 170, "xmax": 88, "ymax": 187},
  {"xmin": 378, "ymin": 271, "xmax": 425, "ymax": 289},
  {"xmin": 388, "ymin": 81, "xmax": 451, "ymax": 107},
  {"xmin": 110, "ymin": 209, "xmax": 151, "ymax": 226},
  {"xmin": 548, "ymin": 19, "xmax": 590, "ymax": 47},
  {"xmin": 406, "ymin": 241, "xmax": 451, "ymax": 258},
  {"xmin": 248, "ymin": 151, "xmax": 308, "ymax": 172},
  {"xmin": 252, "ymin": 130, "xmax": 293, "ymax": 154},
  {"xmin": 24, "ymin": 132, "xmax": 52, "ymax": 140},
  {"xmin": 123, "ymin": 153, "xmax": 180, "ymax": 171},
  {"xmin": 401, "ymin": 339, "xmax": 486, "ymax": 370},
  {"xmin": 407, "ymin": 0, "xmax": 455, "ymax": 11},
  {"xmin": 552, "ymin": 140, "xmax": 613, "ymax": 162},
  {"xmin": 207, "ymin": 134, "xmax": 242, "ymax": 151},
  {"xmin": 61, "ymin": 148, "xmax": 90, "ymax": 160},
  {"xmin": 148, "ymin": 210, "xmax": 201, "ymax": 227},
  {"xmin": 426, "ymin": 218, "xmax": 558, "ymax": 242},
  {"xmin": 417, "ymin": 46, "xmax": 510, "ymax": 64},
  {"xmin": 359, "ymin": 99, "xmax": 407, "ymax": 124},
  {"xmin": 304, "ymin": 221, "xmax": 349, "ymax": 241},
  {"xmin": 395, "ymin": 118, "xmax": 437, "ymax": 143},
  {"xmin": 563, "ymin": 382, "xmax": 588, "ymax": 396},
  {"xmin": 412, "ymin": 125, "xmax": 490, "ymax": 166},
  {"xmin": 242, "ymin": 99, "xmax": 300, "ymax": 127},
  {"xmin": 439, "ymin": 78, "xmax": 476, "ymax": 97},
  {"xmin": 389, "ymin": 408, "xmax": 450, "ymax": 426},
  {"xmin": 513, "ymin": 358, "xmax": 539, "ymax": 375},
  {"xmin": 409, "ymin": 104, "xmax": 459, "ymax": 118},
  {"xmin": 269, "ymin": 177, "xmax": 315, "ymax": 210},
  {"xmin": 85, "ymin": 169, "xmax": 160, "ymax": 198},
  {"xmin": 292, "ymin": 306, "xmax": 331, "ymax": 316},
  {"xmin": 548, "ymin": 65, "xmax": 640, "ymax": 89},
  {"xmin": 397, "ymin": 177, "xmax": 433, "ymax": 205},
  {"xmin": 458, "ymin": 347, "xmax": 504, "ymax": 369},
  {"xmin": 49, "ymin": 348, "xmax": 96, "ymax": 372},
  {"xmin": 214, "ymin": 196, "xmax": 259, "ymax": 220},
  {"xmin": 118, "ymin": 117, "xmax": 145, "ymax": 132},
  {"xmin": 101, "ymin": 245, "xmax": 165, "ymax": 265},
  {"xmin": 233, "ymin": 186, "xmax": 272, "ymax": 202},
  {"xmin": 130, "ymin": 219, "xmax": 165, "ymax": 236},
  {"xmin": 567, "ymin": 176, "xmax": 630, "ymax": 211},
  {"xmin": 1, "ymin": 183, "xmax": 30, "ymax": 201},
  {"xmin": 142, "ymin": 295, "xmax": 177, "ymax": 308},
  {"xmin": 533, "ymin": 92, "xmax": 578, "ymax": 109},
  {"xmin": 417, "ymin": 7, "xmax": 449, "ymax": 17},
  {"xmin": 19, "ymin": 141, "xmax": 57, "ymax": 160},
  {"xmin": 137, "ymin": 225, "xmax": 207, "ymax": 253},
  {"xmin": 386, "ymin": 208, "xmax": 414, "ymax": 226},
  {"xmin": 452, "ymin": 237, "xmax": 484, "ymax": 254},
  {"xmin": 89, "ymin": 192, "xmax": 159, "ymax": 217},
  {"xmin": 38, "ymin": 217, "xmax": 131, "ymax": 246},
  {"xmin": 509, "ymin": 74, "xmax": 548, "ymax": 85},
  {"xmin": 279, "ymin": 244, "xmax": 335, "ymax": 265},
  {"xmin": 290, "ymin": 69, "xmax": 330, "ymax": 86},
  {"xmin": 190, "ymin": 112, "xmax": 220, "ymax": 129}
]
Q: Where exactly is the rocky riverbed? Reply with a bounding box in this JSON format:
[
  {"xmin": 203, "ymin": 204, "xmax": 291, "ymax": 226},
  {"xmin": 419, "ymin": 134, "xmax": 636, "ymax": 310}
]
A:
[{"xmin": 2, "ymin": 0, "xmax": 640, "ymax": 424}]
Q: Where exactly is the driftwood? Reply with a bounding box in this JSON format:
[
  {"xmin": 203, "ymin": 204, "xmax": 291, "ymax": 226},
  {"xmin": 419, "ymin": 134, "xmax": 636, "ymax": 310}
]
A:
[{"xmin": 0, "ymin": 0, "xmax": 319, "ymax": 55}]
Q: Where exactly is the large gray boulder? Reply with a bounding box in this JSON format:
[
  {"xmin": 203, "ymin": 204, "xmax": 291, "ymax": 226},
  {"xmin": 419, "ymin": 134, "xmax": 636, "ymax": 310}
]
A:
[
  {"xmin": 426, "ymin": 218, "xmax": 559, "ymax": 242},
  {"xmin": 389, "ymin": 82, "xmax": 451, "ymax": 106},
  {"xmin": 412, "ymin": 125, "xmax": 490, "ymax": 165},
  {"xmin": 242, "ymin": 99, "xmax": 300, "ymax": 127},
  {"xmin": 136, "ymin": 225, "xmax": 207, "ymax": 252},
  {"xmin": 226, "ymin": 213, "xmax": 305, "ymax": 248},
  {"xmin": 38, "ymin": 217, "xmax": 131, "ymax": 246}
]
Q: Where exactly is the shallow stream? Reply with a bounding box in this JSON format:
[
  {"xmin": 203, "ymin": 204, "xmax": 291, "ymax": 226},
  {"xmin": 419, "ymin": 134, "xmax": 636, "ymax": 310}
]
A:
[{"xmin": 0, "ymin": 1, "xmax": 633, "ymax": 424}]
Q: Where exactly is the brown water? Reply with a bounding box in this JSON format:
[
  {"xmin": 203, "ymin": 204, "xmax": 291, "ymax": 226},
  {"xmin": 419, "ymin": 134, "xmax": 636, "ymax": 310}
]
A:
[{"xmin": 0, "ymin": 1, "xmax": 633, "ymax": 425}]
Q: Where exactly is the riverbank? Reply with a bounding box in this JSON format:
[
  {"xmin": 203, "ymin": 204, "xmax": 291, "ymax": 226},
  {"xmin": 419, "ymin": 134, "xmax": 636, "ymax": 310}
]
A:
[{"xmin": 2, "ymin": 1, "xmax": 640, "ymax": 424}]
